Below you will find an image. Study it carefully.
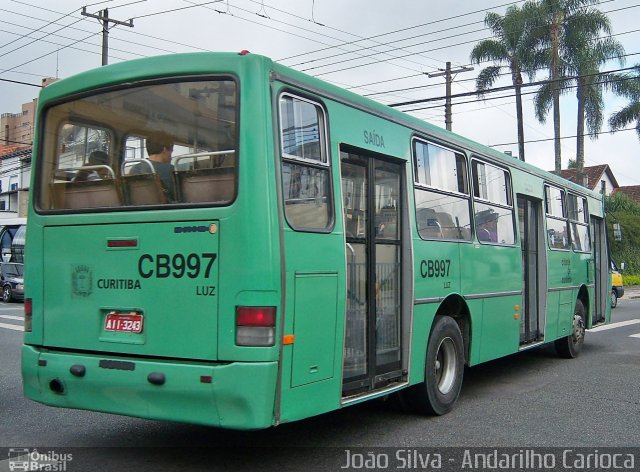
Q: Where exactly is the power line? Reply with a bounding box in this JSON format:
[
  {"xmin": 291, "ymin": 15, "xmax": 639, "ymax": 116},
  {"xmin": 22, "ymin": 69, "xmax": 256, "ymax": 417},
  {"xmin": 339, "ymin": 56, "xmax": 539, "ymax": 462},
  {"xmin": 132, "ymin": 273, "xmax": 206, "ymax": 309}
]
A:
[
  {"xmin": 390, "ymin": 65, "xmax": 640, "ymax": 110},
  {"xmin": 0, "ymin": 77, "xmax": 41, "ymax": 87},
  {"xmin": 132, "ymin": 0, "xmax": 223, "ymax": 19},
  {"xmin": 343, "ymin": 1, "xmax": 638, "ymax": 92},
  {"xmin": 365, "ymin": 49, "xmax": 640, "ymax": 99},
  {"xmin": 183, "ymin": 0, "xmax": 433, "ymax": 75},
  {"xmin": 0, "ymin": 6, "xmax": 81, "ymax": 56},
  {"xmin": 0, "ymin": 25, "xmax": 134, "ymax": 62},
  {"xmin": 490, "ymin": 126, "xmax": 638, "ymax": 147},
  {"xmin": 278, "ymin": 0, "xmax": 526, "ymax": 62},
  {"xmin": 304, "ymin": 0, "xmax": 627, "ymax": 73}
]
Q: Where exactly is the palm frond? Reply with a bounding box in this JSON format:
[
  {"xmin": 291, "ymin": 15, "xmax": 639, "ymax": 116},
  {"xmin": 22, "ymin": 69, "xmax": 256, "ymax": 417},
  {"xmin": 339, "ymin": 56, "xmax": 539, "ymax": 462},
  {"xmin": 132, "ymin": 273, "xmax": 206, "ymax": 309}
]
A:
[
  {"xmin": 535, "ymin": 82, "xmax": 554, "ymax": 123},
  {"xmin": 609, "ymin": 102, "xmax": 640, "ymax": 133},
  {"xmin": 470, "ymin": 39, "xmax": 509, "ymax": 64},
  {"xmin": 475, "ymin": 66, "xmax": 503, "ymax": 97}
]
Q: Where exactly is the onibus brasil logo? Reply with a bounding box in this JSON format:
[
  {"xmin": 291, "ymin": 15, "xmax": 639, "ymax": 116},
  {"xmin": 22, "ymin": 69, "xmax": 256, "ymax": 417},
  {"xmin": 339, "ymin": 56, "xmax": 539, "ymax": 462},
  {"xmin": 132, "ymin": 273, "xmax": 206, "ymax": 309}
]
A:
[{"xmin": 8, "ymin": 448, "xmax": 72, "ymax": 471}]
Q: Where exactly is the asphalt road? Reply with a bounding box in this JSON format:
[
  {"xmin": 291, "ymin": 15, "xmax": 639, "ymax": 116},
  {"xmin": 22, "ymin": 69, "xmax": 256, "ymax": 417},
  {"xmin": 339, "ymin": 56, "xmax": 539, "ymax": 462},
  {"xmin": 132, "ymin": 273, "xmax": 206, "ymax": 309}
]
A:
[{"xmin": 0, "ymin": 299, "xmax": 638, "ymax": 471}]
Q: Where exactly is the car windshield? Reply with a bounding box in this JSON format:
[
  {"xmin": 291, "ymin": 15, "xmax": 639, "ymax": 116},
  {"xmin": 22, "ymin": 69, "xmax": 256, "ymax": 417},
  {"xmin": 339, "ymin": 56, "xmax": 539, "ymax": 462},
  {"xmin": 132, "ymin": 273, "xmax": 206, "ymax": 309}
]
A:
[{"xmin": 3, "ymin": 264, "xmax": 23, "ymax": 277}]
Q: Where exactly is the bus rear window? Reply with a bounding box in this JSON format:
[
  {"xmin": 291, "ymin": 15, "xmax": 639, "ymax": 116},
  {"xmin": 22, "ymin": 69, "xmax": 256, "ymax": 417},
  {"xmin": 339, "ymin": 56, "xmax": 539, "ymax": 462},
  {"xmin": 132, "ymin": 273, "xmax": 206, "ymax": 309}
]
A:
[{"xmin": 37, "ymin": 78, "xmax": 238, "ymax": 211}]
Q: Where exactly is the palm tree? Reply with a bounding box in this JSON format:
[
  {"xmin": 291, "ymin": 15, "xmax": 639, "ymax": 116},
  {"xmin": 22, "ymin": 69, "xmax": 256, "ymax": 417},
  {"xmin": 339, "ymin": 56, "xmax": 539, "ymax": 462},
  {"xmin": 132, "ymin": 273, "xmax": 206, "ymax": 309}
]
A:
[
  {"xmin": 470, "ymin": 5, "xmax": 535, "ymax": 162},
  {"xmin": 527, "ymin": 0, "xmax": 606, "ymax": 173},
  {"xmin": 609, "ymin": 66, "xmax": 640, "ymax": 139},
  {"xmin": 564, "ymin": 18, "xmax": 625, "ymax": 181}
]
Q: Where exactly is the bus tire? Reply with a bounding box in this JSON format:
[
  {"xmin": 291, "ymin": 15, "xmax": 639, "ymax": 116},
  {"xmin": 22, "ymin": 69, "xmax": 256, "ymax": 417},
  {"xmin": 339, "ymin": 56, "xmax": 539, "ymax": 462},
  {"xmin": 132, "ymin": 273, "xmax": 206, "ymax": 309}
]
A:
[
  {"xmin": 555, "ymin": 299, "xmax": 586, "ymax": 359},
  {"xmin": 403, "ymin": 316, "xmax": 464, "ymax": 415},
  {"xmin": 611, "ymin": 289, "xmax": 618, "ymax": 309}
]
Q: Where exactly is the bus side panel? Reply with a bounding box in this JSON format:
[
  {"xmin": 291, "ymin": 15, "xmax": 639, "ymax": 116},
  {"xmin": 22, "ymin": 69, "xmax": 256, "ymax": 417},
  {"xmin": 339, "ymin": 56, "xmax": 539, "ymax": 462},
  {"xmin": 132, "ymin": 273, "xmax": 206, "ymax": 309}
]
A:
[
  {"xmin": 408, "ymin": 303, "xmax": 436, "ymax": 385},
  {"xmin": 410, "ymin": 240, "xmax": 460, "ymax": 383},
  {"xmin": 278, "ymin": 232, "xmax": 346, "ymax": 423},
  {"xmin": 459, "ymin": 244, "xmax": 521, "ymax": 363},
  {"xmin": 545, "ymin": 250, "xmax": 570, "ymax": 341}
]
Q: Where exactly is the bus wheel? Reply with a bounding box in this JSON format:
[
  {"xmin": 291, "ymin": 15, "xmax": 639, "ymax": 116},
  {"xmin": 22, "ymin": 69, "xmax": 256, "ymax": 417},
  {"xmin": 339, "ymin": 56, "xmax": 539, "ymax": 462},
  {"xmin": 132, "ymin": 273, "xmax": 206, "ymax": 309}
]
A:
[
  {"xmin": 402, "ymin": 316, "xmax": 464, "ymax": 415},
  {"xmin": 555, "ymin": 300, "xmax": 586, "ymax": 359},
  {"xmin": 611, "ymin": 290, "xmax": 618, "ymax": 309}
]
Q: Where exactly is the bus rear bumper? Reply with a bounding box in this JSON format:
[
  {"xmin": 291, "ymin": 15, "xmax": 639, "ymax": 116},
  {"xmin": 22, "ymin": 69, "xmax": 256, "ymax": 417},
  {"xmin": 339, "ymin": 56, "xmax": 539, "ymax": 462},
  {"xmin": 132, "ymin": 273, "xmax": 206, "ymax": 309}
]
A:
[{"xmin": 22, "ymin": 345, "xmax": 278, "ymax": 430}]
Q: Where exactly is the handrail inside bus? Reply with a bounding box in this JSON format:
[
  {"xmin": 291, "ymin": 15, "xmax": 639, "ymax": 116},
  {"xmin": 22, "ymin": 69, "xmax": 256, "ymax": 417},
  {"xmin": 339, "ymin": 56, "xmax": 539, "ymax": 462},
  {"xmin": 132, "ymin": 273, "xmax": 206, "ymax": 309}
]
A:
[
  {"xmin": 121, "ymin": 159, "xmax": 156, "ymax": 175},
  {"xmin": 174, "ymin": 150, "xmax": 235, "ymax": 170},
  {"xmin": 68, "ymin": 165, "xmax": 116, "ymax": 180}
]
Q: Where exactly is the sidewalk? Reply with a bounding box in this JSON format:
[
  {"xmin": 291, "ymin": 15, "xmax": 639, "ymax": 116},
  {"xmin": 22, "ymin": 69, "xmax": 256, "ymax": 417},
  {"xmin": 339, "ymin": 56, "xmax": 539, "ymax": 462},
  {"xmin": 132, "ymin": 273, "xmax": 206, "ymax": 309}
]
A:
[{"xmin": 623, "ymin": 285, "xmax": 640, "ymax": 299}]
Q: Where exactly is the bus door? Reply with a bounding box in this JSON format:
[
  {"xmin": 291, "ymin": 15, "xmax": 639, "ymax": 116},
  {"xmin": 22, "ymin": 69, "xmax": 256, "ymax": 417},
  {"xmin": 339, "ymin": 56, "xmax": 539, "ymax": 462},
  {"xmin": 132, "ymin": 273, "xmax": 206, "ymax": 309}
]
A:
[
  {"xmin": 340, "ymin": 148, "xmax": 403, "ymax": 395},
  {"xmin": 590, "ymin": 216, "xmax": 607, "ymax": 325},
  {"xmin": 517, "ymin": 196, "xmax": 547, "ymax": 346}
]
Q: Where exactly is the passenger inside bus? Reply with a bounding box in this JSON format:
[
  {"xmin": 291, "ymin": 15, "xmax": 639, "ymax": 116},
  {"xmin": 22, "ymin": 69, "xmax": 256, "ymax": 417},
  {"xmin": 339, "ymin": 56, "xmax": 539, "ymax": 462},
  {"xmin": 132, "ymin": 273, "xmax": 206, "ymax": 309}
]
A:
[
  {"xmin": 130, "ymin": 139, "xmax": 175, "ymax": 202},
  {"xmin": 73, "ymin": 150, "xmax": 111, "ymax": 181},
  {"xmin": 476, "ymin": 209, "xmax": 499, "ymax": 243}
]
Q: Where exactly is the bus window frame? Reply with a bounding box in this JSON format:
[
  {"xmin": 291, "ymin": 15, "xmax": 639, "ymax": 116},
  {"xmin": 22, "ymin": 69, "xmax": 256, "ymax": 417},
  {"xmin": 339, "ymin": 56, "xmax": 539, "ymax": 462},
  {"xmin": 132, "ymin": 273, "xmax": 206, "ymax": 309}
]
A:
[
  {"xmin": 470, "ymin": 156, "xmax": 516, "ymax": 246},
  {"xmin": 34, "ymin": 74, "xmax": 241, "ymax": 214},
  {"xmin": 544, "ymin": 184, "xmax": 571, "ymax": 252},
  {"xmin": 567, "ymin": 192, "xmax": 591, "ymax": 253},
  {"xmin": 411, "ymin": 136, "xmax": 473, "ymax": 242},
  {"xmin": 277, "ymin": 90, "xmax": 335, "ymax": 234}
]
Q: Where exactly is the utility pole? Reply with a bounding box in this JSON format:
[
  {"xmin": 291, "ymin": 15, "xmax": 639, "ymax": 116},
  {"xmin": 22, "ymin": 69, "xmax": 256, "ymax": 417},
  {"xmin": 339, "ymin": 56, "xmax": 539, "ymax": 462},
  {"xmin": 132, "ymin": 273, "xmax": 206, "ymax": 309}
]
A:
[
  {"xmin": 427, "ymin": 62, "xmax": 473, "ymax": 131},
  {"xmin": 81, "ymin": 7, "xmax": 134, "ymax": 66}
]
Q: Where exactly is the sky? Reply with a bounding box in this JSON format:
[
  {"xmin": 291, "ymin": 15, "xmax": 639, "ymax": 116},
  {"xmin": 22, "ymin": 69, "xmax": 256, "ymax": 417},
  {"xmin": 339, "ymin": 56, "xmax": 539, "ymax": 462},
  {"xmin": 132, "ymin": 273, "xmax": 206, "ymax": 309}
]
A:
[{"xmin": 0, "ymin": 0, "xmax": 638, "ymax": 185}]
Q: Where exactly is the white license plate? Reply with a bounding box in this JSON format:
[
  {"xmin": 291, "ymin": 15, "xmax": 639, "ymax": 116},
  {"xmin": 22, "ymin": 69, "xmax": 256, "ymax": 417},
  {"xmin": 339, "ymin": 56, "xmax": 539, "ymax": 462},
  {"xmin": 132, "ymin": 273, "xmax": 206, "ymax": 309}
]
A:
[{"xmin": 104, "ymin": 312, "xmax": 143, "ymax": 333}]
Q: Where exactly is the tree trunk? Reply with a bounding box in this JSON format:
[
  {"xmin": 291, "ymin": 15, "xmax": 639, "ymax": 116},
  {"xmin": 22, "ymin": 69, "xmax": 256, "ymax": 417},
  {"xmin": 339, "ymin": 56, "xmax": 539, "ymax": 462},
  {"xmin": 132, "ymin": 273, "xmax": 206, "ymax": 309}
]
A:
[
  {"xmin": 514, "ymin": 70, "xmax": 526, "ymax": 162},
  {"xmin": 576, "ymin": 78, "xmax": 586, "ymax": 186},
  {"xmin": 551, "ymin": 16, "xmax": 562, "ymax": 173},
  {"xmin": 553, "ymin": 87, "xmax": 562, "ymax": 173}
]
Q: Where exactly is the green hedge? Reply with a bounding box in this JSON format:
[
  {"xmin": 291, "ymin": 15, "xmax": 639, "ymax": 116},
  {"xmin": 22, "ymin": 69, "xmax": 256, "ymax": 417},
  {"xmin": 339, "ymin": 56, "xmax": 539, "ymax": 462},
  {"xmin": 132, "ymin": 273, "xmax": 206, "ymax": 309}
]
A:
[
  {"xmin": 606, "ymin": 193, "xmax": 640, "ymax": 276},
  {"xmin": 623, "ymin": 274, "xmax": 640, "ymax": 286}
]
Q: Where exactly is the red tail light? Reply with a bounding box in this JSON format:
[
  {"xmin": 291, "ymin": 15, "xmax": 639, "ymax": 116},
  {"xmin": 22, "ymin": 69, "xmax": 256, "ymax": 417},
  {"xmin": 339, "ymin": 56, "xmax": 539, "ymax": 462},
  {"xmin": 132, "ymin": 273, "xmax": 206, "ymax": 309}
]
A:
[
  {"xmin": 24, "ymin": 298, "xmax": 32, "ymax": 332},
  {"xmin": 236, "ymin": 306, "xmax": 275, "ymax": 346},
  {"xmin": 236, "ymin": 306, "xmax": 275, "ymax": 327}
]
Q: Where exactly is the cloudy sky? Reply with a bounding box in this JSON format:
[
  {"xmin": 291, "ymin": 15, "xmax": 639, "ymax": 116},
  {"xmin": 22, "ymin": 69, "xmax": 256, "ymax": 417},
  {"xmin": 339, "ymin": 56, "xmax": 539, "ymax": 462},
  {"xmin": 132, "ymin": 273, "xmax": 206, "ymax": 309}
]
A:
[{"xmin": 1, "ymin": 0, "xmax": 638, "ymax": 185}]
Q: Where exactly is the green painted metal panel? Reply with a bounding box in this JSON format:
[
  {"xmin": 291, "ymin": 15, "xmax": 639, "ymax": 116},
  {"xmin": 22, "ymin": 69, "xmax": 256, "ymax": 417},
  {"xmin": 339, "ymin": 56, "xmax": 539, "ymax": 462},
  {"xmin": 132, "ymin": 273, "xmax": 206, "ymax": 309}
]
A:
[
  {"xmin": 22, "ymin": 345, "xmax": 277, "ymax": 429},
  {"xmin": 291, "ymin": 273, "xmax": 338, "ymax": 387},
  {"xmin": 42, "ymin": 221, "xmax": 220, "ymax": 359},
  {"xmin": 459, "ymin": 243, "xmax": 521, "ymax": 363}
]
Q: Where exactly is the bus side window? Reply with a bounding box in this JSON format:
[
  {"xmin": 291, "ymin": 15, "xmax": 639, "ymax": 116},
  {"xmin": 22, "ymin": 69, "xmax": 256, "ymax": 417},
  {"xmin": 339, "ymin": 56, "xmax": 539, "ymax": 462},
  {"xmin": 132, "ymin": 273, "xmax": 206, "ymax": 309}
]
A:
[
  {"xmin": 544, "ymin": 185, "xmax": 571, "ymax": 250},
  {"xmin": 471, "ymin": 159, "xmax": 515, "ymax": 245},
  {"xmin": 412, "ymin": 139, "xmax": 472, "ymax": 241},
  {"xmin": 279, "ymin": 94, "xmax": 333, "ymax": 231}
]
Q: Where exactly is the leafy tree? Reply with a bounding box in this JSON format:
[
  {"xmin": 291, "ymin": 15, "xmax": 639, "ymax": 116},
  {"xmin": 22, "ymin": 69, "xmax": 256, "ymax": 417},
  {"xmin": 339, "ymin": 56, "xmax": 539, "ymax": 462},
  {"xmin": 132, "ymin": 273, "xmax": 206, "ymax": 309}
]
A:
[
  {"xmin": 609, "ymin": 65, "xmax": 640, "ymax": 139},
  {"xmin": 470, "ymin": 5, "xmax": 535, "ymax": 162},
  {"xmin": 606, "ymin": 192, "xmax": 640, "ymax": 274}
]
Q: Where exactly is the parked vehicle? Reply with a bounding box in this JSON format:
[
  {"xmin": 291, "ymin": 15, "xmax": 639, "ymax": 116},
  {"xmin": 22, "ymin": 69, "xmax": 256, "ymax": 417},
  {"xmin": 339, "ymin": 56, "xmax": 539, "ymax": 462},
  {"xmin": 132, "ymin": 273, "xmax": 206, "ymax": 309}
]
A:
[
  {"xmin": 1, "ymin": 262, "xmax": 24, "ymax": 303},
  {"xmin": 611, "ymin": 261, "xmax": 624, "ymax": 308}
]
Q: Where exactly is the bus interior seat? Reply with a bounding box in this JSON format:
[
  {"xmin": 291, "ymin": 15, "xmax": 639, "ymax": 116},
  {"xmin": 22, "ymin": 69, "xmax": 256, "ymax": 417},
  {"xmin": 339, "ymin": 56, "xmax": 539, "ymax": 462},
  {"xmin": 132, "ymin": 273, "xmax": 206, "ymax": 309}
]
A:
[
  {"xmin": 122, "ymin": 173, "xmax": 167, "ymax": 205},
  {"xmin": 436, "ymin": 211, "xmax": 469, "ymax": 240},
  {"xmin": 176, "ymin": 167, "xmax": 235, "ymax": 203},
  {"xmin": 416, "ymin": 208, "xmax": 443, "ymax": 239},
  {"xmin": 50, "ymin": 179, "xmax": 122, "ymax": 209}
]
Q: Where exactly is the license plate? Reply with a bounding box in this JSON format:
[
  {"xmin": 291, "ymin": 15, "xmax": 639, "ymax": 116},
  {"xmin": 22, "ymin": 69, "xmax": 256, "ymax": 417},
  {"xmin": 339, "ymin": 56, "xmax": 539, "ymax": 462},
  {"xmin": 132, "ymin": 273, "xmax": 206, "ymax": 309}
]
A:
[{"xmin": 104, "ymin": 312, "xmax": 144, "ymax": 333}]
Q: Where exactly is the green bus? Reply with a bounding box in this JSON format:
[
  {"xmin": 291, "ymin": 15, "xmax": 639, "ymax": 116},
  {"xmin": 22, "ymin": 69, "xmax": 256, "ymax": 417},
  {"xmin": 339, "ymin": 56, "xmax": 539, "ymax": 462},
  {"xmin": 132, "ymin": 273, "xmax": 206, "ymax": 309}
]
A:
[{"xmin": 22, "ymin": 52, "xmax": 611, "ymax": 429}]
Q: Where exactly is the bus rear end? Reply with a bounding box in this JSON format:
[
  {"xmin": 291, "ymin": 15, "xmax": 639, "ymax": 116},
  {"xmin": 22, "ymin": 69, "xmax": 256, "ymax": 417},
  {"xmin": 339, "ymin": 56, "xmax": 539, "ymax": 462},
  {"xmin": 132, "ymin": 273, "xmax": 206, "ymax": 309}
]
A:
[{"xmin": 22, "ymin": 53, "xmax": 283, "ymax": 429}]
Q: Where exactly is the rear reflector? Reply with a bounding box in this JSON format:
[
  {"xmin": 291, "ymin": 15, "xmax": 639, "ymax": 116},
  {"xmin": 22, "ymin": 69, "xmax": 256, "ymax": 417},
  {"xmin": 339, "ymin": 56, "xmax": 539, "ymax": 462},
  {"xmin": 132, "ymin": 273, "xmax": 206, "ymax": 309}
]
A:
[
  {"xmin": 107, "ymin": 239, "xmax": 138, "ymax": 248},
  {"xmin": 24, "ymin": 298, "xmax": 32, "ymax": 332},
  {"xmin": 236, "ymin": 306, "xmax": 275, "ymax": 346}
]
